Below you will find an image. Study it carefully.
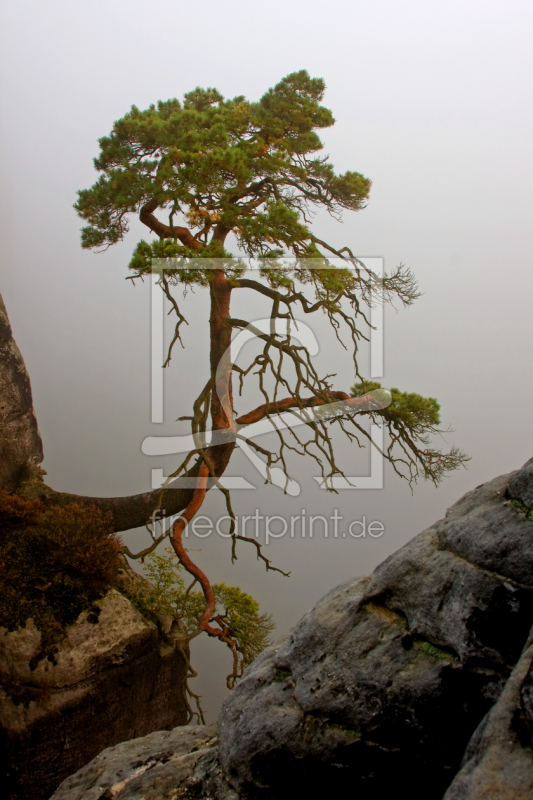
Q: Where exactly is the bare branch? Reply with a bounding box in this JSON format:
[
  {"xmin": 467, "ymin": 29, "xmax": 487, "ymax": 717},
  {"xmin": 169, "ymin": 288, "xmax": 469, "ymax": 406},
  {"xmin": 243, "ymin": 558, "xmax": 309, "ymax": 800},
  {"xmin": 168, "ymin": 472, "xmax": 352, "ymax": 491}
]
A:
[
  {"xmin": 231, "ymin": 535, "xmax": 291, "ymax": 577},
  {"xmin": 159, "ymin": 273, "xmax": 188, "ymax": 367}
]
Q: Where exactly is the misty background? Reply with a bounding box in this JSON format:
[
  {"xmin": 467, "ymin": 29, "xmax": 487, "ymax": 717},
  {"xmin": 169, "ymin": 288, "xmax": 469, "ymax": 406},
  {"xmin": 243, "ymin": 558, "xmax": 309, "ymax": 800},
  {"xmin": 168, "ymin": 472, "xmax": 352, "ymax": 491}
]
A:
[{"xmin": 1, "ymin": 0, "xmax": 532, "ymax": 721}]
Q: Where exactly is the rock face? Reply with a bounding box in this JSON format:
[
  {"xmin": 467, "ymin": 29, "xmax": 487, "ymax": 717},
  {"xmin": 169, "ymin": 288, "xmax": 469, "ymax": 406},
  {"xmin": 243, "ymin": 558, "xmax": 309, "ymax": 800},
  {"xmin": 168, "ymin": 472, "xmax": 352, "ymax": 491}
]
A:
[
  {"xmin": 0, "ymin": 293, "xmax": 43, "ymax": 492},
  {"xmin": 49, "ymin": 724, "xmax": 237, "ymax": 800},
  {"xmin": 48, "ymin": 458, "xmax": 533, "ymax": 799},
  {"xmin": 218, "ymin": 458, "xmax": 533, "ymax": 798},
  {"xmin": 0, "ymin": 589, "xmax": 189, "ymax": 800},
  {"xmin": 444, "ymin": 632, "xmax": 533, "ymax": 799}
]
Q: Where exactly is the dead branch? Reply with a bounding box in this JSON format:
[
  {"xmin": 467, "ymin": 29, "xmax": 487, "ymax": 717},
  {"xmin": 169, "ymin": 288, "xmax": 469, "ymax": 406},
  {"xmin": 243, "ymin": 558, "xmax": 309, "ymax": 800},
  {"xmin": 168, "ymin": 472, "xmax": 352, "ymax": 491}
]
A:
[{"xmin": 231, "ymin": 534, "xmax": 291, "ymax": 577}]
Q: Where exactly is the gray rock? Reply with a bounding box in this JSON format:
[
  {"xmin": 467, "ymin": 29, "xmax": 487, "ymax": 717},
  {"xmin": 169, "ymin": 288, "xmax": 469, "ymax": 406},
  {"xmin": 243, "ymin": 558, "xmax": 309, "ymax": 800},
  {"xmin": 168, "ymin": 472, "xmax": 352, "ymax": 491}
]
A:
[
  {"xmin": 366, "ymin": 528, "xmax": 533, "ymax": 668},
  {"xmin": 46, "ymin": 459, "xmax": 533, "ymax": 799},
  {"xmin": 508, "ymin": 455, "xmax": 533, "ymax": 510},
  {"xmin": 1, "ymin": 589, "xmax": 189, "ymax": 800},
  {"xmin": 444, "ymin": 634, "xmax": 533, "ymax": 799},
  {"xmin": 218, "ymin": 461, "xmax": 533, "ymax": 798},
  {"xmin": 0, "ymin": 293, "xmax": 43, "ymax": 491},
  {"xmin": 435, "ymin": 469, "xmax": 533, "ymax": 586},
  {"xmin": 49, "ymin": 724, "xmax": 239, "ymax": 800}
]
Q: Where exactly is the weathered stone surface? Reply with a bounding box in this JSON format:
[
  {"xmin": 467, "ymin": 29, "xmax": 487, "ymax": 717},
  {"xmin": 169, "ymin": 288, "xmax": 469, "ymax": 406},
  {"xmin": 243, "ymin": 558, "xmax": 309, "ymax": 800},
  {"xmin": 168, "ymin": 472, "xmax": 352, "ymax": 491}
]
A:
[
  {"xmin": 509, "ymin": 455, "xmax": 533, "ymax": 509},
  {"xmin": 434, "ymin": 468, "xmax": 533, "ymax": 586},
  {"xmin": 49, "ymin": 725, "xmax": 239, "ymax": 800},
  {"xmin": 0, "ymin": 589, "xmax": 189, "ymax": 800},
  {"xmin": 366, "ymin": 529, "xmax": 533, "ymax": 668},
  {"xmin": 0, "ymin": 293, "xmax": 43, "ymax": 492},
  {"xmin": 444, "ymin": 634, "xmax": 533, "ymax": 799},
  {"xmin": 46, "ymin": 458, "xmax": 533, "ymax": 799},
  {"xmin": 218, "ymin": 460, "xmax": 533, "ymax": 799}
]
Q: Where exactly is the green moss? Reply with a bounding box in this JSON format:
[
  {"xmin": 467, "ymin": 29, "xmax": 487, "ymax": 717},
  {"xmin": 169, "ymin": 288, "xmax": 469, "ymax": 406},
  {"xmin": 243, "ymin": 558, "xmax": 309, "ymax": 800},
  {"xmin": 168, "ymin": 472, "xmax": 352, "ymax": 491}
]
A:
[
  {"xmin": 273, "ymin": 668, "xmax": 292, "ymax": 683},
  {"xmin": 510, "ymin": 498, "xmax": 533, "ymax": 521},
  {"xmin": 325, "ymin": 721, "xmax": 360, "ymax": 738},
  {"xmin": 414, "ymin": 639, "xmax": 459, "ymax": 663}
]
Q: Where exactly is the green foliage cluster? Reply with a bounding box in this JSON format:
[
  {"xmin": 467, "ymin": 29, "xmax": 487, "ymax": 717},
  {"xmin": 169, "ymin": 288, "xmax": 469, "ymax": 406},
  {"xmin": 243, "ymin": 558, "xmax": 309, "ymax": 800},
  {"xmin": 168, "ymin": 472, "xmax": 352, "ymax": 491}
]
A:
[
  {"xmin": 352, "ymin": 381, "xmax": 440, "ymax": 433},
  {"xmin": 0, "ymin": 491, "xmax": 122, "ymax": 662},
  {"xmin": 137, "ymin": 549, "xmax": 275, "ymax": 671},
  {"xmin": 385, "ymin": 389, "xmax": 440, "ymax": 431},
  {"xmin": 350, "ymin": 381, "xmax": 464, "ymax": 486},
  {"xmin": 511, "ymin": 498, "xmax": 533, "ymax": 521},
  {"xmin": 351, "ymin": 380, "xmax": 393, "ymax": 408},
  {"xmin": 129, "ymin": 242, "xmax": 245, "ymax": 286},
  {"xmin": 351, "ymin": 381, "xmax": 440, "ymax": 435},
  {"xmin": 75, "ymin": 70, "xmax": 371, "ymax": 258}
]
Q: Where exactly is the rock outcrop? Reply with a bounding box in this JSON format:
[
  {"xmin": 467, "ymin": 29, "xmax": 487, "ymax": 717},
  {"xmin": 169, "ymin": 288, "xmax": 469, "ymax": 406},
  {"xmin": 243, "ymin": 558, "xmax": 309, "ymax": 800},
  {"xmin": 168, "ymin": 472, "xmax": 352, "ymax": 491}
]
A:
[
  {"xmin": 49, "ymin": 724, "xmax": 234, "ymax": 800},
  {"xmin": 1, "ymin": 588, "xmax": 189, "ymax": 800},
  {"xmin": 49, "ymin": 458, "xmax": 533, "ymax": 799},
  {"xmin": 0, "ymin": 293, "xmax": 43, "ymax": 492}
]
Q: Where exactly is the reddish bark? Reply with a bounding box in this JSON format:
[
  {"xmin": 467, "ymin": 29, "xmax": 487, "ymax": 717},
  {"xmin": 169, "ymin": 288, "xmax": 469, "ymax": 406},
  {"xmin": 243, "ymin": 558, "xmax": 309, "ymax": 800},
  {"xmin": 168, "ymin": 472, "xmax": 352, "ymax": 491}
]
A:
[
  {"xmin": 139, "ymin": 199, "xmax": 203, "ymax": 249},
  {"xmin": 235, "ymin": 391, "xmax": 379, "ymax": 426},
  {"xmin": 207, "ymin": 268, "xmax": 236, "ymax": 476},
  {"xmin": 170, "ymin": 461, "xmax": 239, "ymax": 687},
  {"xmin": 168, "ymin": 269, "xmax": 240, "ymax": 684},
  {"xmin": 169, "ymin": 463, "xmax": 213, "ymax": 626}
]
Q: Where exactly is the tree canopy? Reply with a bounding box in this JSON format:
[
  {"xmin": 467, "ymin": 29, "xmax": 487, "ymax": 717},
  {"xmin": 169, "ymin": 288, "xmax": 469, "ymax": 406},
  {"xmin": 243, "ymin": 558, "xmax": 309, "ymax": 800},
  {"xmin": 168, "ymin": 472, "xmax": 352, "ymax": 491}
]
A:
[
  {"xmin": 75, "ymin": 70, "xmax": 370, "ymax": 257},
  {"xmin": 72, "ymin": 70, "xmax": 468, "ymax": 691}
]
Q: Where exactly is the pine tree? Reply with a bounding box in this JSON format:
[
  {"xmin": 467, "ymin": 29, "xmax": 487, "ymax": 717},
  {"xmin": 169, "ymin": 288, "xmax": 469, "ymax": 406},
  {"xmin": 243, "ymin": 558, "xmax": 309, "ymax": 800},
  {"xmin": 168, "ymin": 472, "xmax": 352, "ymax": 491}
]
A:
[{"xmin": 70, "ymin": 71, "xmax": 468, "ymax": 683}]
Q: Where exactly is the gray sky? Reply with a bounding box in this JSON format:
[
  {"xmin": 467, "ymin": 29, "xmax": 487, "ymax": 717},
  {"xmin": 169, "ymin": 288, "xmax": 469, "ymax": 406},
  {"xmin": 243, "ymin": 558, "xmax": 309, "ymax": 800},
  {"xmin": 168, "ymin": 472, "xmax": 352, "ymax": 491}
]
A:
[{"xmin": 1, "ymin": 0, "xmax": 533, "ymax": 720}]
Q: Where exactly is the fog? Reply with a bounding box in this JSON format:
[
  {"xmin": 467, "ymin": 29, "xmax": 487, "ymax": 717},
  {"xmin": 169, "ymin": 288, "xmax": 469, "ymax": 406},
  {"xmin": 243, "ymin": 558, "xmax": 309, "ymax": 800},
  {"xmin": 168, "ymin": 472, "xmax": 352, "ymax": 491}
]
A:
[{"xmin": 1, "ymin": 0, "xmax": 532, "ymax": 720}]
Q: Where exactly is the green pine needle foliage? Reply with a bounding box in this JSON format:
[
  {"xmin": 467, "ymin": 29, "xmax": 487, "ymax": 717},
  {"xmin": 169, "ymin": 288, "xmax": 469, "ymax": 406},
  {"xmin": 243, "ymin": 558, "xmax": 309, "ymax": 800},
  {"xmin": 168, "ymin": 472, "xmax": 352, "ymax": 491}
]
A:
[
  {"xmin": 352, "ymin": 381, "xmax": 440, "ymax": 432},
  {"xmin": 350, "ymin": 381, "xmax": 466, "ymax": 485},
  {"xmin": 75, "ymin": 70, "xmax": 371, "ymax": 258},
  {"xmin": 139, "ymin": 548, "xmax": 275, "ymax": 671}
]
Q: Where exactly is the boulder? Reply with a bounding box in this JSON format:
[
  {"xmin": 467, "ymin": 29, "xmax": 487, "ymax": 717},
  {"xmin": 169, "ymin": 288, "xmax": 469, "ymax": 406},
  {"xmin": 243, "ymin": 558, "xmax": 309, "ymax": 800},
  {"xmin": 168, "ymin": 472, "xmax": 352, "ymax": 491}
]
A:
[
  {"xmin": 218, "ymin": 461, "xmax": 533, "ymax": 798},
  {"xmin": 48, "ymin": 458, "xmax": 533, "ymax": 799},
  {"xmin": 48, "ymin": 724, "xmax": 239, "ymax": 800},
  {"xmin": 47, "ymin": 725, "xmax": 224, "ymax": 800},
  {"xmin": 0, "ymin": 588, "xmax": 189, "ymax": 800}
]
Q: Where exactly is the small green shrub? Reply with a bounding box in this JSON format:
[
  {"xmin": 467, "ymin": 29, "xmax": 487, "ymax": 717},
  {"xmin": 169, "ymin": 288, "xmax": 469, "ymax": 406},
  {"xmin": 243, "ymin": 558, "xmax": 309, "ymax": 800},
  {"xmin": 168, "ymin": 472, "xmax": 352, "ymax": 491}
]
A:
[{"xmin": 135, "ymin": 548, "xmax": 275, "ymax": 672}]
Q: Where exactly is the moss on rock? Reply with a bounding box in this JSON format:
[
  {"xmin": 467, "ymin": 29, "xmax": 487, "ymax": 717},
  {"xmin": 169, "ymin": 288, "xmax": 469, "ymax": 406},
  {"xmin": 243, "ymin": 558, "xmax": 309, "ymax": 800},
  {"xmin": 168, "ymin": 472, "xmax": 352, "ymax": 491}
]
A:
[{"xmin": 0, "ymin": 490, "xmax": 122, "ymax": 665}]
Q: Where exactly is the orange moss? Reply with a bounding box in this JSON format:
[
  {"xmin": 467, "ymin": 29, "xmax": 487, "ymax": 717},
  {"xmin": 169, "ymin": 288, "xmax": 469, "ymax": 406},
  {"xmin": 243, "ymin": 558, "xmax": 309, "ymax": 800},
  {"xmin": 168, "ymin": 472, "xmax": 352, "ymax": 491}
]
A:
[
  {"xmin": 0, "ymin": 491, "xmax": 122, "ymax": 665},
  {"xmin": 0, "ymin": 490, "xmax": 43, "ymax": 531}
]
